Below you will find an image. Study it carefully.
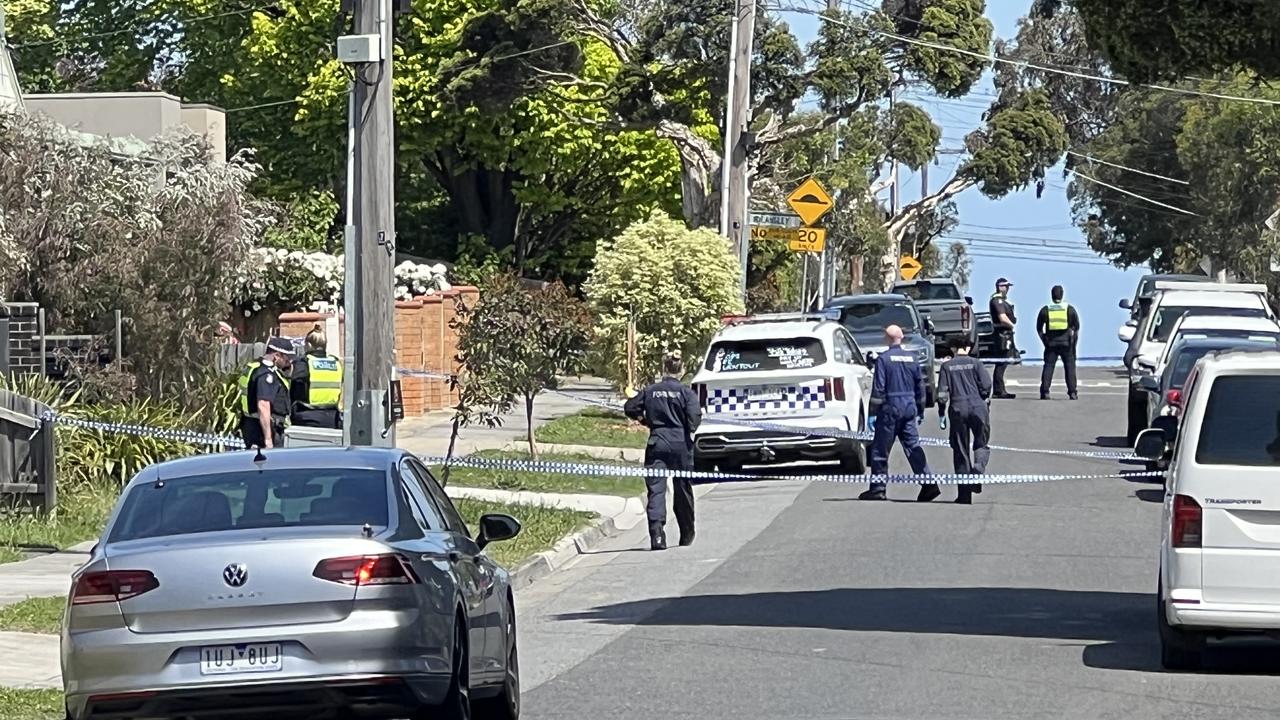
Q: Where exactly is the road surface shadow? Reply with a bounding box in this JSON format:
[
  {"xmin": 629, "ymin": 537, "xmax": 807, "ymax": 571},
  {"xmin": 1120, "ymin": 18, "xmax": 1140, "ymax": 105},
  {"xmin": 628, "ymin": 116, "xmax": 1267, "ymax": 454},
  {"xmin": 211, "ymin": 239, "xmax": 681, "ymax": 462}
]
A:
[
  {"xmin": 1092, "ymin": 436, "xmax": 1130, "ymax": 449},
  {"xmin": 557, "ymin": 586, "xmax": 1280, "ymax": 675},
  {"xmin": 1135, "ymin": 489, "xmax": 1163, "ymax": 503}
]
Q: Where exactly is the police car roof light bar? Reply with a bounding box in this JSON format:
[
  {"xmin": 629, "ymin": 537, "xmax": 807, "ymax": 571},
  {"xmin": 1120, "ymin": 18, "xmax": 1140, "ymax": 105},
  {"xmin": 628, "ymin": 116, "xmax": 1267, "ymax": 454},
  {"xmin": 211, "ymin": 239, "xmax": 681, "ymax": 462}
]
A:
[{"xmin": 724, "ymin": 310, "xmax": 841, "ymax": 326}]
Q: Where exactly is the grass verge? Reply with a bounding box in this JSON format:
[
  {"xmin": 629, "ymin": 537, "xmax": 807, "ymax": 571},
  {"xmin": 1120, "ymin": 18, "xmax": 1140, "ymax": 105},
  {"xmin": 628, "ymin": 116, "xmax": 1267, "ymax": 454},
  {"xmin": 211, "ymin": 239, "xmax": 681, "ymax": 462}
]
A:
[
  {"xmin": 534, "ymin": 407, "xmax": 647, "ymax": 449},
  {"xmin": 0, "ymin": 596, "xmax": 65, "ymax": 635},
  {"xmin": 455, "ymin": 498, "xmax": 594, "ymax": 568},
  {"xmin": 0, "ymin": 484, "xmax": 118, "ymax": 564},
  {"xmin": 440, "ymin": 450, "xmax": 644, "ymax": 497},
  {"xmin": 0, "ymin": 689, "xmax": 62, "ymax": 719}
]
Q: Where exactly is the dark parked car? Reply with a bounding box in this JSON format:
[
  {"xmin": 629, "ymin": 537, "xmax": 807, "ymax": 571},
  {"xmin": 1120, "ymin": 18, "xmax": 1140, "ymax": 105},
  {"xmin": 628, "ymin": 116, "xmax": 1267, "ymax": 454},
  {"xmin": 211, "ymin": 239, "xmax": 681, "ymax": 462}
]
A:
[{"xmin": 827, "ymin": 293, "xmax": 938, "ymax": 406}]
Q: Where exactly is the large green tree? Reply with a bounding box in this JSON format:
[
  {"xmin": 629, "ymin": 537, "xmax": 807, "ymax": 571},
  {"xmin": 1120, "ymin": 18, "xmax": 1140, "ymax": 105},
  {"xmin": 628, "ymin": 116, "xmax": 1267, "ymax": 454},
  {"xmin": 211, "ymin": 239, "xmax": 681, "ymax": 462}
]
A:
[{"xmin": 1071, "ymin": 0, "xmax": 1280, "ymax": 82}]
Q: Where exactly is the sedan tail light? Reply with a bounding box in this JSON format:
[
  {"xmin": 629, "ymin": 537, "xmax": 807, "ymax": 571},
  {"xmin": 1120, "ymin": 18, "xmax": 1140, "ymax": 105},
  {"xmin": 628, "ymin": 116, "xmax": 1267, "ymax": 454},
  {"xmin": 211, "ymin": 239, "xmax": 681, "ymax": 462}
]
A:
[
  {"xmin": 314, "ymin": 554, "xmax": 420, "ymax": 586},
  {"xmin": 72, "ymin": 570, "xmax": 159, "ymax": 605},
  {"xmin": 1172, "ymin": 495, "xmax": 1202, "ymax": 548},
  {"xmin": 1166, "ymin": 388, "xmax": 1182, "ymax": 407},
  {"xmin": 825, "ymin": 377, "xmax": 846, "ymax": 401}
]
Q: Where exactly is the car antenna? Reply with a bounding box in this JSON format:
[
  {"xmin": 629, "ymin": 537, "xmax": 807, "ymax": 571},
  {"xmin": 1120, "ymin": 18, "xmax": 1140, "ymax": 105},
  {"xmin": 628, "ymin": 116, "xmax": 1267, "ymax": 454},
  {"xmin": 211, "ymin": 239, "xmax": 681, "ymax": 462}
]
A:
[
  {"xmin": 253, "ymin": 446, "xmax": 268, "ymax": 467},
  {"xmin": 361, "ymin": 523, "xmax": 373, "ymax": 539}
]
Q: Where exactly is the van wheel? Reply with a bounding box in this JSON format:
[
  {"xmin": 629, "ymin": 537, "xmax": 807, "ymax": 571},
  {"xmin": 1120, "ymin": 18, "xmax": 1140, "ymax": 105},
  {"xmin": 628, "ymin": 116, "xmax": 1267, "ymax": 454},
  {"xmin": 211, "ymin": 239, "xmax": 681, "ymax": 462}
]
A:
[{"xmin": 1157, "ymin": 584, "xmax": 1204, "ymax": 671}]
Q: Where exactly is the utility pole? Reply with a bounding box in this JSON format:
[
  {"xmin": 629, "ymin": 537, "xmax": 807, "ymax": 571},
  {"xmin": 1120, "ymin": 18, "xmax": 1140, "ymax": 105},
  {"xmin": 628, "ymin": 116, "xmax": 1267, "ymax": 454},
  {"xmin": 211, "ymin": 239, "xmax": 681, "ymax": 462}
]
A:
[
  {"xmin": 341, "ymin": 0, "xmax": 397, "ymax": 447},
  {"xmin": 724, "ymin": 0, "xmax": 756, "ymax": 301}
]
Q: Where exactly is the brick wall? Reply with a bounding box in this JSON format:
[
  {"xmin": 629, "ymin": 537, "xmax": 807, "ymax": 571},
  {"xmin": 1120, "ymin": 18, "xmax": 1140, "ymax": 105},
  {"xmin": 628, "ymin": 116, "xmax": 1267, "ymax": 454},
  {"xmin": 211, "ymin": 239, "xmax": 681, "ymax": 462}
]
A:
[
  {"xmin": 6, "ymin": 303, "xmax": 41, "ymax": 376},
  {"xmin": 276, "ymin": 286, "xmax": 479, "ymax": 418}
]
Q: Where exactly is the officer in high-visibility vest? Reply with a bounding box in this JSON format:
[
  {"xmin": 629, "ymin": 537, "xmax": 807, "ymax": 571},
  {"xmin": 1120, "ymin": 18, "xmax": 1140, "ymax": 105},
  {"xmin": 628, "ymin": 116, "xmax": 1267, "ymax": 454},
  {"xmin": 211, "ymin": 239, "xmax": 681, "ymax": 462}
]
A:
[
  {"xmin": 1036, "ymin": 284, "xmax": 1081, "ymax": 400},
  {"xmin": 238, "ymin": 337, "xmax": 295, "ymax": 449},
  {"xmin": 290, "ymin": 324, "xmax": 344, "ymax": 429}
]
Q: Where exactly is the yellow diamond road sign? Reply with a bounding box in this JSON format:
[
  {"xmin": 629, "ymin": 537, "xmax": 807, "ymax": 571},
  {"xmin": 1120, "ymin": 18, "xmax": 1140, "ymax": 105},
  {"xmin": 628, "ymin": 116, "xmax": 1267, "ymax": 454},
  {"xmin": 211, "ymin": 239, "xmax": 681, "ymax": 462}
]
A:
[
  {"xmin": 786, "ymin": 178, "xmax": 834, "ymax": 227},
  {"xmin": 899, "ymin": 255, "xmax": 923, "ymax": 280}
]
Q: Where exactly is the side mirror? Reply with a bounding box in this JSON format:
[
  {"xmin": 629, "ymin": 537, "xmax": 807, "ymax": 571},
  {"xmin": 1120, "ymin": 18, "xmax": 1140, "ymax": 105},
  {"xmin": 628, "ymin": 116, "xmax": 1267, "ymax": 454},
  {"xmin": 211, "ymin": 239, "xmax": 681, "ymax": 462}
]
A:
[
  {"xmin": 1137, "ymin": 354, "xmax": 1157, "ymax": 371},
  {"xmin": 924, "ymin": 318, "xmax": 936, "ymax": 334},
  {"xmin": 1118, "ymin": 325, "xmax": 1136, "ymax": 343},
  {"xmin": 1134, "ymin": 428, "xmax": 1167, "ymax": 461},
  {"xmin": 1138, "ymin": 375, "xmax": 1159, "ymax": 392},
  {"xmin": 1119, "ymin": 298, "xmax": 1132, "ymax": 310},
  {"xmin": 964, "ymin": 296, "xmax": 974, "ymax": 305},
  {"xmin": 476, "ymin": 513, "xmax": 521, "ymax": 550}
]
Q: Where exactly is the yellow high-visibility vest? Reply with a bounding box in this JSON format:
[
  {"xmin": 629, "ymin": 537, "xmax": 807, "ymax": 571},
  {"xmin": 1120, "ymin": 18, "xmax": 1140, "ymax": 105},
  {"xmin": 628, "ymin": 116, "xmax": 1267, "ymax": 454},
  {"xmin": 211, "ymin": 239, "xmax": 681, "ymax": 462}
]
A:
[
  {"xmin": 303, "ymin": 354, "xmax": 343, "ymax": 409},
  {"xmin": 1047, "ymin": 302, "xmax": 1070, "ymax": 331},
  {"xmin": 238, "ymin": 362, "xmax": 289, "ymax": 416}
]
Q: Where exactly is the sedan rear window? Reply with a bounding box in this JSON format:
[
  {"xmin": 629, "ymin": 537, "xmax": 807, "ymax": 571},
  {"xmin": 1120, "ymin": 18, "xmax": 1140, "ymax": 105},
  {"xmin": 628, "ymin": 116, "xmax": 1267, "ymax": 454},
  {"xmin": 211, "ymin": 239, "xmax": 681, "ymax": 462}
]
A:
[
  {"xmin": 109, "ymin": 468, "xmax": 389, "ymax": 542},
  {"xmin": 839, "ymin": 302, "xmax": 918, "ymax": 333},
  {"xmin": 705, "ymin": 338, "xmax": 826, "ymax": 372},
  {"xmin": 1196, "ymin": 375, "xmax": 1280, "ymax": 466}
]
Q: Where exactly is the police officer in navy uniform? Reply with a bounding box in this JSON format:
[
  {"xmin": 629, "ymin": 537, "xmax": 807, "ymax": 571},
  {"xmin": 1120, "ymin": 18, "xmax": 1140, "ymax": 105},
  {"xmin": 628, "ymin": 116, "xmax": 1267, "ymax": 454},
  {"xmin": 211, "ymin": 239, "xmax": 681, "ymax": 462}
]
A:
[
  {"xmin": 238, "ymin": 338, "xmax": 295, "ymax": 449},
  {"xmin": 988, "ymin": 278, "xmax": 1018, "ymax": 399},
  {"xmin": 937, "ymin": 336, "xmax": 992, "ymax": 504},
  {"xmin": 624, "ymin": 351, "xmax": 702, "ymax": 550},
  {"xmin": 290, "ymin": 324, "xmax": 344, "ymax": 428},
  {"xmin": 860, "ymin": 325, "xmax": 938, "ymax": 502}
]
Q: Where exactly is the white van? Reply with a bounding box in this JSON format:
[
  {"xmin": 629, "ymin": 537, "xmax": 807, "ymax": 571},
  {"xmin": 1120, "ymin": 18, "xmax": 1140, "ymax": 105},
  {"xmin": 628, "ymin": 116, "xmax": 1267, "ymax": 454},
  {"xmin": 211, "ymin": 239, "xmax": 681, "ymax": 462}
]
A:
[{"xmin": 1135, "ymin": 349, "xmax": 1280, "ymax": 670}]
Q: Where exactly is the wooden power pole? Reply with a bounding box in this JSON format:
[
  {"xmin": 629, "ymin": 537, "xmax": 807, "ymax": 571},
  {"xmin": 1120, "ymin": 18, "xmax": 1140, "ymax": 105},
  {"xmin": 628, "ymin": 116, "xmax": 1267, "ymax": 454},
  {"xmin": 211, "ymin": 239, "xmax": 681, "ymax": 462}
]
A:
[
  {"xmin": 342, "ymin": 0, "xmax": 397, "ymax": 447},
  {"xmin": 724, "ymin": 0, "xmax": 756, "ymax": 300}
]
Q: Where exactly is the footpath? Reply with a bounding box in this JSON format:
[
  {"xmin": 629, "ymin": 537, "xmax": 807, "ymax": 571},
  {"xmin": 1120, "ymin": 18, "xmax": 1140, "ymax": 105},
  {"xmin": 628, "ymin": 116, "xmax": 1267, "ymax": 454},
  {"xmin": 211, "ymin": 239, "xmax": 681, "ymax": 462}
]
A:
[{"xmin": 0, "ymin": 378, "xmax": 651, "ymax": 691}]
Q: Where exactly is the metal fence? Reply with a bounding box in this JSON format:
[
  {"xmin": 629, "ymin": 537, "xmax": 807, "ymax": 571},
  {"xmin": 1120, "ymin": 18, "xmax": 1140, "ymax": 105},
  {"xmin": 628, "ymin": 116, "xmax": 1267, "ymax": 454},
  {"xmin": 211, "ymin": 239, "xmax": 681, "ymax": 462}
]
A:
[{"xmin": 0, "ymin": 391, "xmax": 56, "ymax": 513}]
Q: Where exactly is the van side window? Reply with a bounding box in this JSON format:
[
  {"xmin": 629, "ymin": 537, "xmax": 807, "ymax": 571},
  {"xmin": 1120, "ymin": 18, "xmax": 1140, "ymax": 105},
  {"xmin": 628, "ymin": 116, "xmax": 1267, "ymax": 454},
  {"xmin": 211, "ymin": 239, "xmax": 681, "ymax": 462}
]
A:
[{"xmin": 1195, "ymin": 375, "xmax": 1280, "ymax": 466}]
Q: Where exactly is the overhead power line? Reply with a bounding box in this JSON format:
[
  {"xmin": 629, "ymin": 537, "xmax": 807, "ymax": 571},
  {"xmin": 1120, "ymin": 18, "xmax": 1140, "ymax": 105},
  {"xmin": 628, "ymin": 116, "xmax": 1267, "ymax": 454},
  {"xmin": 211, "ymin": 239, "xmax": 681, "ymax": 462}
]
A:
[
  {"xmin": 770, "ymin": 4, "xmax": 1280, "ymax": 107},
  {"xmin": 1066, "ymin": 151, "xmax": 1189, "ymax": 185},
  {"xmin": 1070, "ymin": 170, "xmax": 1199, "ymax": 216},
  {"xmin": 11, "ymin": 5, "xmax": 274, "ymax": 49}
]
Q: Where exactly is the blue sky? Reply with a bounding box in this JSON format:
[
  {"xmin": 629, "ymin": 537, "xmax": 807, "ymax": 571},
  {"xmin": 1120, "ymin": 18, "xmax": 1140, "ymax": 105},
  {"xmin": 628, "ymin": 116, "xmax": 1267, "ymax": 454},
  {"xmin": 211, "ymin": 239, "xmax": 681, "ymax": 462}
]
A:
[{"xmin": 784, "ymin": 3, "xmax": 1148, "ymax": 359}]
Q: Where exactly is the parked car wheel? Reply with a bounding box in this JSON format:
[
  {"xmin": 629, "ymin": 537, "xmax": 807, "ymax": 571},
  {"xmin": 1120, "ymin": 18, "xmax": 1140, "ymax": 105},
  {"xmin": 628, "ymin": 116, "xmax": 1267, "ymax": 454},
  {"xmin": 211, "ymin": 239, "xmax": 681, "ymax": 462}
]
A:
[
  {"xmin": 1157, "ymin": 575, "xmax": 1204, "ymax": 671},
  {"xmin": 421, "ymin": 615, "xmax": 471, "ymax": 720},
  {"xmin": 474, "ymin": 601, "xmax": 519, "ymax": 720}
]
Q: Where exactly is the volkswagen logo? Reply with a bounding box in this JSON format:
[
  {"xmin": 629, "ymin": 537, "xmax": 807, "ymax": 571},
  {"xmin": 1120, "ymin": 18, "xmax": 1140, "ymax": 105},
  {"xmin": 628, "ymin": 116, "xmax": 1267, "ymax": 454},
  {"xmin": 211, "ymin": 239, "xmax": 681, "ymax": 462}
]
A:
[{"xmin": 222, "ymin": 563, "xmax": 249, "ymax": 588}]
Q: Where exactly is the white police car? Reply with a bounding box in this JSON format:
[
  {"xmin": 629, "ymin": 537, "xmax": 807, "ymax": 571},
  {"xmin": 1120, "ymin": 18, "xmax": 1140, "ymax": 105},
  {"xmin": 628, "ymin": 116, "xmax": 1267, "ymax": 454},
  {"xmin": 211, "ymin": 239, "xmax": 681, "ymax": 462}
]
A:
[{"xmin": 690, "ymin": 312, "xmax": 873, "ymax": 474}]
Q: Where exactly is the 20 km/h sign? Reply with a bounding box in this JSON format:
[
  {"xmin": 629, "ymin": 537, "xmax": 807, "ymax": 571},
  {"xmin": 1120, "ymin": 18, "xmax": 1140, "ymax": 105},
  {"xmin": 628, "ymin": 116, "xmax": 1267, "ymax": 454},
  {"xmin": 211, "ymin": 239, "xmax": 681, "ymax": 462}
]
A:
[{"xmin": 789, "ymin": 228, "xmax": 826, "ymax": 253}]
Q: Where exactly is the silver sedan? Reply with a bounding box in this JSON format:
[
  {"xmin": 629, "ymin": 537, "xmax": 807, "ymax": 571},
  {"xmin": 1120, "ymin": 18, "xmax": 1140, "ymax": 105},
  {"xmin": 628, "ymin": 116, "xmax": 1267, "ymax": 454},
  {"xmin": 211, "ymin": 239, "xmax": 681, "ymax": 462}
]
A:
[{"xmin": 61, "ymin": 447, "xmax": 522, "ymax": 720}]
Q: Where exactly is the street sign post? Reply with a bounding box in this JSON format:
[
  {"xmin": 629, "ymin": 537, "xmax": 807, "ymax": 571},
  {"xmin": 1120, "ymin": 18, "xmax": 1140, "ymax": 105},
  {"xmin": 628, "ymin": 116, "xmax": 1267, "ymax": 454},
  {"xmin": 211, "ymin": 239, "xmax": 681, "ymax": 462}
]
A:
[
  {"xmin": 750, "ymin": 211, "xmax": 802, "ymax": 228},
  {"xmin": 899, "ymin": 255, "xmax": 922, "ymax": 280},
  {"xmin": 789, "ymin": 228, "xmax": 826, "ymax": 253},
  {"xmin": 787, "ymin": 178, "xmax": 834, "ymax": 227}
]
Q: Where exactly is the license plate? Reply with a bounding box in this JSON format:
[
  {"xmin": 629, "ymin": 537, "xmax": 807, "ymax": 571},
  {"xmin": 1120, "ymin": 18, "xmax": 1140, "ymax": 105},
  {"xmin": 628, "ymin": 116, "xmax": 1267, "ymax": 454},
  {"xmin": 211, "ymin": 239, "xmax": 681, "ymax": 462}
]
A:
[
  {"xmin": 747, "ymin": 386, "xmax": 784, "ymax": 402},
  {"xmin": 199, "ymin": 643, "xmax": 283, "ymax": 676}
]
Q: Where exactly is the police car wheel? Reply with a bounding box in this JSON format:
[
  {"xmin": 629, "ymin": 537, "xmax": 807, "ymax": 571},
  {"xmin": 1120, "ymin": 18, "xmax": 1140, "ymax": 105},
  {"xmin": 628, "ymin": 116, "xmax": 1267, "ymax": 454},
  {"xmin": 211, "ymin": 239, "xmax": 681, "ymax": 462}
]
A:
[{"xmin": 694, "ymin": 457, "xmax": 716, "ymax": 474}]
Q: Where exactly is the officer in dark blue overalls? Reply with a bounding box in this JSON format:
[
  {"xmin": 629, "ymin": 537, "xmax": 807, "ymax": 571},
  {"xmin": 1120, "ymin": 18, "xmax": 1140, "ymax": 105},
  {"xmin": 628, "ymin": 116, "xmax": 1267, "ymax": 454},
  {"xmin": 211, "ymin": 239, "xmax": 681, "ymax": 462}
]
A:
[
  {"xmin": 860, "ymin": 325, "xmax": 939, "ymax": 502},
  {"xmin": 624, "ymin": 351, "xmax": 702, "ymax": 550}
]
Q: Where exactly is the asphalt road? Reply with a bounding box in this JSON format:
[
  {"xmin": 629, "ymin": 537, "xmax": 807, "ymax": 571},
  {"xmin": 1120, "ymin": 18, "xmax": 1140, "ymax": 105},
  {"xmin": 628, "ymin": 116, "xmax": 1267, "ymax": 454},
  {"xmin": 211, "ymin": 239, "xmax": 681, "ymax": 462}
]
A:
[{"xmin": 514, "ymin": 366, "xmax": 1280, "ymax": 720}]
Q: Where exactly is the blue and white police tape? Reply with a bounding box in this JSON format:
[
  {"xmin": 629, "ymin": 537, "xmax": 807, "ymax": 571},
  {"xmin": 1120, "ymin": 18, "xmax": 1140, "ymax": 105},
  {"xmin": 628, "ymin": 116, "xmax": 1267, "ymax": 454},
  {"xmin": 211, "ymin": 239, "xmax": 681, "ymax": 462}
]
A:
[
  {"xmin": 41, "ymin": 411, "xmax": 246, "ymax": 449},
  {"xmin": 978, "ymin": 355, "xmax": 1123, "ymax": 365},
  {"xmin": 423, "ymin": 454, "xmax": 1164, "ymax": 486},
  {"xmin": 392, "ymin": 367, "xmax": 1140, "ymax": 461}
]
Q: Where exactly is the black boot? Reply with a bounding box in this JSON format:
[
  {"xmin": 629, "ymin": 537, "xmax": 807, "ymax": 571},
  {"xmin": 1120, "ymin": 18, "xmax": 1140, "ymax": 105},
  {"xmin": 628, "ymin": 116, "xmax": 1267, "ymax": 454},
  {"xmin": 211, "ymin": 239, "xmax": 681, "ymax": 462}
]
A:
[
  {"xmin": 649, "ymin": 523, "xmax": 667, "ymax": 551},
  {"xmin": 956, "ymin": 484, "xmax": 974, "ymax": 504},
  {"xmin": 859, "ymin": 487, "xmax": 886, "ymax": 501},
  {"xmin": 679, "ymin": 528, "xmax": 695, "ymax": 547},
  {"xmin": 917, "ymin": 484, "xmax": 941, "ymax": 502}
]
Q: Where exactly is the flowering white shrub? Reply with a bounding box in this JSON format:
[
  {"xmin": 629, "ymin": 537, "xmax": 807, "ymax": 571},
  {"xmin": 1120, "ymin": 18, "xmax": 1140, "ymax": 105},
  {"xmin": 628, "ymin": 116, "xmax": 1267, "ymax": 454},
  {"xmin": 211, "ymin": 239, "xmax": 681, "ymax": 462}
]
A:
[{"xmin": 234, "ymin": 249, "xmax": 450, "ymax": 315}]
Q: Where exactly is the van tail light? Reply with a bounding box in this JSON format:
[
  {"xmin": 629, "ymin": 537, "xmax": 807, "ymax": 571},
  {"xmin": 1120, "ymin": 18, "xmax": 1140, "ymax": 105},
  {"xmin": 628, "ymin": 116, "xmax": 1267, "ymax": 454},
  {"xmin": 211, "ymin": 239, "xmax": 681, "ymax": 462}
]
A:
[
  {"xmin": 313, "ymin": 555, "xmax": 420, "ymax": 586},
  {"xmin": 72, "ymin": 570, "xmax": 159, "ymax": 605},
  {"xmin": 1172, "ymin": 495, "xmax": 1202, "ymax": 548},
  {"xmin": 1166, "ymin": 388, "xmax": 1182, "ymax": 407},
  {"xmin": 694, "ymin": 383, "xmax": 707, "ymax": 408},
  {"xmin": 825, "ymin": 377, "xmax": 846, "ymax": 401}
]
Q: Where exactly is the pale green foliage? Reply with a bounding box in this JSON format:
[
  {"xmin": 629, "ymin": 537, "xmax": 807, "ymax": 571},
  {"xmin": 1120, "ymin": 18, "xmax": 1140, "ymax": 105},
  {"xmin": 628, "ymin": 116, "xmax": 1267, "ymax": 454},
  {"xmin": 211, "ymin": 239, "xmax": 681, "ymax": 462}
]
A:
[
  {"xmin": 0, "ymin": 112, "xmax": 269, "ymax": 396},
  {"xmin": 967, "ymin": 90, "xmax": 1067, "ymax": 197},
  {"xmin": 585, "ymin": 211, "xmax": 744, "ymax": 385},
  {"xmin": 262, "ymin": 190, "xmax": 339, "ymax": 252}
]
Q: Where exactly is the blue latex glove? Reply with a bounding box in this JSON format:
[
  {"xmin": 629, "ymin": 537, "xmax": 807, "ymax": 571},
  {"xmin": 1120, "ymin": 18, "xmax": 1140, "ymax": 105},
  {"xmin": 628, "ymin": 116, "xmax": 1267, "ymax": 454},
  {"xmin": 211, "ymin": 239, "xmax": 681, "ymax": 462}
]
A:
[
  {"xmin": 867, "ymin": 416, "xmax": 876, "ymax": 432},
  {"xmin": 940, "ymin": 416, "xmax": 948, "ymax": 431},
  {"xmin": 917, "ymin": 415, "xmax": 924, "ymax": 426}
]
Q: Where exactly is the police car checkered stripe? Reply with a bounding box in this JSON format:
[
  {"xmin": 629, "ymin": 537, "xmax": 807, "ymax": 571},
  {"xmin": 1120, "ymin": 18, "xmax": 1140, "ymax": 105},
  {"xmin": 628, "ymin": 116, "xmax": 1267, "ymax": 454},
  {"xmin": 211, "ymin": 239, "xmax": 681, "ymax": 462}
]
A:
[{"xmin": 706, "ymin": 382, "xmax": 827, "ymax": 414}]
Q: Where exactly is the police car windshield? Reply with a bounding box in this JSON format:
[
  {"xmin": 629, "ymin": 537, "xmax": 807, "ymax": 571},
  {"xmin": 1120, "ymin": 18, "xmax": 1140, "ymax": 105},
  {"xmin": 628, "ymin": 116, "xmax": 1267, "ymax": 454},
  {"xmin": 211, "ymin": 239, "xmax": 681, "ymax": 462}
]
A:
[
  {"xmin": 1196, "ymin": 375, "xmax": 1280, "ymax": 466},
  {"xmin": 705, "ymin": 338, "xmax": 827, "ymax": 372},
  {"xmin": 895, "ymin": 282, "xmax": 960, "ymax": 301},
  {"xmin": 108, "ymin": 469, "xmax": 389, "ymax": 542},
  {"xmin": 838, "ymin": 302, "xmax": 917, "ymax": 333},
  {"xmin": 1150, "ymin": 306, "xmax": 1266, "ymax": 341}
]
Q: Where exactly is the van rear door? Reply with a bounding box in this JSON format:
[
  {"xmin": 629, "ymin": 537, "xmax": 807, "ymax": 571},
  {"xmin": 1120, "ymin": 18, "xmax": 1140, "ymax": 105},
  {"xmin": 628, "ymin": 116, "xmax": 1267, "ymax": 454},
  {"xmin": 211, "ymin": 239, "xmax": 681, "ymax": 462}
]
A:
[{"xmin": 1187, "ymin": 373, "xmax": 1280, "ymax": 605}]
